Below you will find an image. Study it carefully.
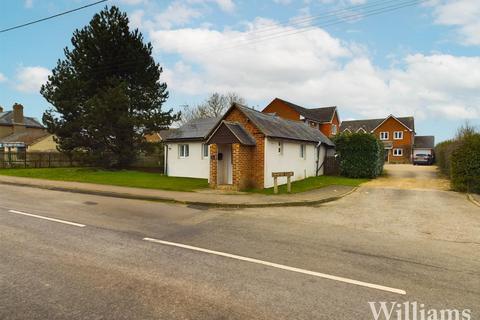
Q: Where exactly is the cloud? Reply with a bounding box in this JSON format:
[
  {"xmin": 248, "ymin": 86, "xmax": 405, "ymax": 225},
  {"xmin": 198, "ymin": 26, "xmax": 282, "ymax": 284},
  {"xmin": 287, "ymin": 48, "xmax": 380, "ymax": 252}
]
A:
[
  {"xmin": 150, "ymin": 19, "xmax": 480, "ymax": 120},
  {"xmin": 0, "ymin": 73, "xmax": 7, "ymax": 83},
  {"xmin": 15, "ymin": 66, "xmax": 50, "ymax": 93},
  {"xmin": 430, "ymin": 0, "xmax": 480, "ymax": 45},
  {"xmin": 150, "ymin": 1, "xmax": 202, "ymax": 29},
  {"xmin": 24, "ymin": 0, "xmax": 33, "ymax": 8}
]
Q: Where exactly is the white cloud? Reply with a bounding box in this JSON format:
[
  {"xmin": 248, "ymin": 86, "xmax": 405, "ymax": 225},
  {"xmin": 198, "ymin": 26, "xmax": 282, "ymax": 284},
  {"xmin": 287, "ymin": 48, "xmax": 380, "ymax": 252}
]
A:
[
  {"xmin": 151, "ymin": 1, "xmax": 202, "ymax": 29},
  {"xmin": 0, "ymin": 73, "xmax": 7, "ymax": 83},
  {"xmin": 150, "ymin": 19, "xmax": 480, "ymax": 120},
  {"xmin": 15, "ymin": 66, "xmax": 50, "ymax": 93},
  {"xmin": 24, "ymin": 0, "xmax": 33, "ymax": 8},
  {"xmin": 118, "ymin": 0, "xmax": 148, "ymax": 5},
  {"xmin": 430, "ymin": 0, "xmax": 480, "ymax": 45}
]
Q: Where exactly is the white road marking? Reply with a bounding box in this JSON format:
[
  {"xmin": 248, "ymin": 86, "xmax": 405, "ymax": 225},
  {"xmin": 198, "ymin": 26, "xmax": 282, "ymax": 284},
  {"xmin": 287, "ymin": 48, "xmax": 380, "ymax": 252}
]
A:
[
  {"xmin": 7, "ymin": 210, "xmax": 86, "ymax": 228},
  {"xmin": 143, "ymin": 237, "xmax": 406, "ymax": 295}
]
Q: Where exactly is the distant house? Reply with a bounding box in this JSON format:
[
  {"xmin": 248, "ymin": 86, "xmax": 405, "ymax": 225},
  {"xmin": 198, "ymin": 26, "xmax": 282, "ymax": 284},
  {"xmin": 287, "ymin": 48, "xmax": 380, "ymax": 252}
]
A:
[
  {"xmin": 413, "ymin": 136, "xmax": 435, "ymax": 158},
  {"xmin": 165, "ymin": 103, "xmax": 334, "ymax": 190},
  {"xmin": 145, "ymin": 129, "xmax": 176, "ymax": 143},
  {"xmin": 340, "ymin": 115, "xmax": 416, "ymax": 164},
  {"xmin": 0, "ymin": 103, "xmax": 50, "ymax": 152},
  {"xmin": 262, "ymin": 98, "xmax": 340, "ymax": 137}
]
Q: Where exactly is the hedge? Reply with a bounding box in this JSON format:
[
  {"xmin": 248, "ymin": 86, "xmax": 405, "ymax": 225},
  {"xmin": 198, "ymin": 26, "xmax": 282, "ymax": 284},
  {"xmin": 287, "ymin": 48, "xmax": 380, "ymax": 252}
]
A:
[
  {"xmin": 333, "ymin": 133, "xmax": 385, "ymax": 179},
  {"xmin": 450, "ymin": 134, "xmax": 480, "ymax": 193},
  {"xmin": 435, "ymin": 140, "xmax": 458, "ymax": 177}
]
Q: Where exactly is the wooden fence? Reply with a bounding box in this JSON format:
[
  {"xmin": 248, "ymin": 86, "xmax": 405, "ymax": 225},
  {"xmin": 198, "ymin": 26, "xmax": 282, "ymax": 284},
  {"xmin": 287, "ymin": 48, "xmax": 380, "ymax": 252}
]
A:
[
  {"xmin": 0, "ymin": 150, "xmax": 164, "ymax": 171},
  {"xmin": 323, "ymin": 156, "xmax": 340, "ymax": 176}
]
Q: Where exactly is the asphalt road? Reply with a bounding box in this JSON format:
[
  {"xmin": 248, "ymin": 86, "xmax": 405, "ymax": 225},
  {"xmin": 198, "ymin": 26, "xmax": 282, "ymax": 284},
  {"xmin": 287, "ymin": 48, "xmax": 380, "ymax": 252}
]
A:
[{"xmin": 0, "ymin": 169, "xmax": 479, "ymax": 319}]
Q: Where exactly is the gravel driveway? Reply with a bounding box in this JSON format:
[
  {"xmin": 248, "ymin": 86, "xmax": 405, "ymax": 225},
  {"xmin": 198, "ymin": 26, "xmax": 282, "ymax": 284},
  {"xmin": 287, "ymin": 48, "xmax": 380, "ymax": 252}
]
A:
[{"xmin": 363, "ymin": 164, "xmax": 450, "ymax": 191}]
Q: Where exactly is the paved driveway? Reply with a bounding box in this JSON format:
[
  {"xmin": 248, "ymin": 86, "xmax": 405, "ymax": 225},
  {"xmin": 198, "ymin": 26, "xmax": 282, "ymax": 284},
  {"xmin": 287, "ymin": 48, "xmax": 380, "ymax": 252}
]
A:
[{"xmin": 363, "ymin": 164, "xmax": 450, "ymax": 191}]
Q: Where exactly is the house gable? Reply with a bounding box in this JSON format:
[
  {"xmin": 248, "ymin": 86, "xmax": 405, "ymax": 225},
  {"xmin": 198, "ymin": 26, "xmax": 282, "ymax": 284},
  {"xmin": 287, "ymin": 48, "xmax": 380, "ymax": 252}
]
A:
[
  {"xmin": 262, "ymin": 98, "xmax": 301, "ymax": 121},
  {"xmin": 371, "ymin": 115, "xmax": 414, "ymax": 133}
]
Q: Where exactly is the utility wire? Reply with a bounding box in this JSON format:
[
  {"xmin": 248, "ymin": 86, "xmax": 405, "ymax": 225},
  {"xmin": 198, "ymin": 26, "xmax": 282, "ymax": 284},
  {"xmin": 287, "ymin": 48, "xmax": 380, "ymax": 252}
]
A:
[{"xmin": 0, "ymin": 0, "xmax": 108, "ymax": 34}]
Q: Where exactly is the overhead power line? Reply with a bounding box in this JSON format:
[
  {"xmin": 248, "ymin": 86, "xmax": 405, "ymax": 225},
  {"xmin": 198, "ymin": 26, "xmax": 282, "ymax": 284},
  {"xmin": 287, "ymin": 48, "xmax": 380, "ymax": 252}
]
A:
[{"xmin": 0, "ymin": 0, "xmax": 107, "ymax": 34}]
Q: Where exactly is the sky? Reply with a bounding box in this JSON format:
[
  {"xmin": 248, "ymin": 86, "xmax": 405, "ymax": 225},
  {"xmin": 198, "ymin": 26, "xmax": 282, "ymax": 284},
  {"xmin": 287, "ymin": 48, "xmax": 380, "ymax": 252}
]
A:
[{"xmin": 1, "ymin": 0, "xmax": 480, "ymax": 142}]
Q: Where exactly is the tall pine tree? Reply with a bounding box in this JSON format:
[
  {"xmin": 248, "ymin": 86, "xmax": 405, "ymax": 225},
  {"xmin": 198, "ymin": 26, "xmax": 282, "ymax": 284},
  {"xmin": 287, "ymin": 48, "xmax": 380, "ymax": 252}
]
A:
[{"xmin": 41, "ymin": 6, "xmax": 178, "ymax": 167}]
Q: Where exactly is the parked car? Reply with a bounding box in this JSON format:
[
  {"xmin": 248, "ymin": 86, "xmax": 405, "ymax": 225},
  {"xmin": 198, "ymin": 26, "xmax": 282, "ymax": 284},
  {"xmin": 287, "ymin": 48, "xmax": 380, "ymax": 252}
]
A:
[{"xmin": 413, "ymin": 153, "xmax": 433, "ymax": 165}]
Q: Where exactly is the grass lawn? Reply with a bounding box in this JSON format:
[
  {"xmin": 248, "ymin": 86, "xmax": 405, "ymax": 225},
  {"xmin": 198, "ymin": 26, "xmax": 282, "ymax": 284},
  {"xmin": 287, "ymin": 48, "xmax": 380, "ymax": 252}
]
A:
[
  {"xmin": 0, "ymin": 168, "xmax": 209, "ymax": 192},
  {"xmin": 251, "ymin": 175, "xmax": 368, "ymax": 195}
]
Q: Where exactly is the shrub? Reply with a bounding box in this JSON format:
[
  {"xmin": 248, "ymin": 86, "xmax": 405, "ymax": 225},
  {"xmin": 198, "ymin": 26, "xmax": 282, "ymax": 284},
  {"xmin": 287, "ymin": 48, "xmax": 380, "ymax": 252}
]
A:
[
  {"xmin": 333, "ymin": 133, "xmax": 385, "ymax": 179},
  {"xmin": 450, "ymin": 134, "xmax": 480, "ymax": 193},
  {"xmin": 435, "ymin": 140, "xmax": 458, "ymax": 177}
]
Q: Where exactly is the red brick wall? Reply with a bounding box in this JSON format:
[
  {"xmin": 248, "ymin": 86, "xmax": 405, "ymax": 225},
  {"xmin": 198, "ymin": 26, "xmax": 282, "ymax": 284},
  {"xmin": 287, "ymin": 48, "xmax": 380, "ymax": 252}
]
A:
[
  {"xmin": 373, "ymin": 117, "xmax": 414, "ymax": 163},
  {"xmin": 319, "ymin": 110, "xmax": 340, "ymax": 137},
  {"xmin": 209, "ymin": 144, "xmax": 218, "ymax": 188},
  {"xmin": 262, "ymin": 99, "xmax": 300, "ymax": 121}
]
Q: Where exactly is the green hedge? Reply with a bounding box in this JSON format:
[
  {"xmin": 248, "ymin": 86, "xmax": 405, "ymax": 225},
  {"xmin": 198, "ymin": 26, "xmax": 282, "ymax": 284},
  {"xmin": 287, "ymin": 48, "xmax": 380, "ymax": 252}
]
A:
[
  {"xmin": 450, "ymin": 134, "xmax": 480, "ymax": 193},
  {"xmin": 435, "ymin": 140, "xmax": 458, "ymax": 177},
  {"xmin": 333, "ymin": 133, "xmax": 385, "ymax": 179}
]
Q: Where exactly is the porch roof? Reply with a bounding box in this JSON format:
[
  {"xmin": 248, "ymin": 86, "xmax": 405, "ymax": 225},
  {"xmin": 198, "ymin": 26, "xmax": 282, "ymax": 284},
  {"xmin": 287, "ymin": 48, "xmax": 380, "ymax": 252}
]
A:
[{"xmin": 207, "ymin": 121, "xmax": 256, "ymax": 146}]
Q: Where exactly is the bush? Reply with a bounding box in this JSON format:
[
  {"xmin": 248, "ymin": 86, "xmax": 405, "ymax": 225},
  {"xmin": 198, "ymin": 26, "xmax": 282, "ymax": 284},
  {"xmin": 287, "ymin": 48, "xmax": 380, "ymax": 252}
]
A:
[
  {"xmin": 435, "ymin": 140, "xmax": 458, "ymax": 177},
  {"xmin": 333, "ymin": 133, "xmax": 385, "ymax": 179},
  {"xmin": 450, "ymin": 134, "xmax": 480, "ymax": 193}
]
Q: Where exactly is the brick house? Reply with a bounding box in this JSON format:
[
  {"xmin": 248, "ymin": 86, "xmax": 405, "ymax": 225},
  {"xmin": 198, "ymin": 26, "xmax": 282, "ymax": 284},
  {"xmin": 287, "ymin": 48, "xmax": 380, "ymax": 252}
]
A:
[
  {"xmin": 165, "ymin": 103, "xmax": 334, "ymax": 190},
  {"xmin": 340, "ymin": 115, "xmax": 416, "ymax": 164},
  {"xmin": 262, "ymin": 98, "xmax": 340, "ymax": 137},
  {"xmin": 0, "ymin": 103, "xmax": 49, "ymax": 152}
]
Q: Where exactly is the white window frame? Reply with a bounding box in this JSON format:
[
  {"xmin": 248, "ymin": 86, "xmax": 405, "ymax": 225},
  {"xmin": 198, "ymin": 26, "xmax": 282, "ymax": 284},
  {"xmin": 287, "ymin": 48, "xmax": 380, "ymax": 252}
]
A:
[
  {"xmin": 394, "ymin": 131, "xmax": 404, "ymax": 140},
  {"xmin": 179, "ymin": 144, "xmax": 189, "ymax": 158},
  {"xmin": 202, "ymin": 144, "xmax": 209, "ymax": 158},
  {"xmin": 357, "ymin": 128, "xmax": 367, "ymax": 133},
  {"xmin": 331, "ymin": 124, "xmax": 337, "ymax": 135},
  {"xmin": 380, "ymin": 132, "xmax": 389, "ymax": 140},
  {"xmin": 393, "ymin": 148, "xmax": 403, "ymax": 157},
  {"xmin": 300, "ymin": 144, "xmax": 306, "ymax": 159},
  {"xmin": 277, "ymin": 141, "xmax": 283, "ymax": 155}
]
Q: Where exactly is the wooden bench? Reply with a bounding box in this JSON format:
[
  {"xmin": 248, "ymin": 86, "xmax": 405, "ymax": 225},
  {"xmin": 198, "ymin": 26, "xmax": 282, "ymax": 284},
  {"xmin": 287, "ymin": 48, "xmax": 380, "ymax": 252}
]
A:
[{"xmin": 272, "ymin": 171, "xmax": 294, "ymax": 194}]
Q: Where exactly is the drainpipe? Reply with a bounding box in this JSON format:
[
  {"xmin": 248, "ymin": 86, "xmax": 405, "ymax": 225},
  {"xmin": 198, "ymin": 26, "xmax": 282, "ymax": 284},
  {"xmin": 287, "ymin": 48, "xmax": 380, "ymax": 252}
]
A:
[{"xmin": 164, "ymin": 144, "xmax": 168, "ymax": 175}]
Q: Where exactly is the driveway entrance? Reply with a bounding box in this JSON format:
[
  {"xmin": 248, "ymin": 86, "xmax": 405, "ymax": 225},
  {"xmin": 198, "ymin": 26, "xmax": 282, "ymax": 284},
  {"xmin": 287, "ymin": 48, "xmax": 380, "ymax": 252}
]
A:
[{"xmin": 363, "ymin": 164, "xmax": 450, "ymax": 191}]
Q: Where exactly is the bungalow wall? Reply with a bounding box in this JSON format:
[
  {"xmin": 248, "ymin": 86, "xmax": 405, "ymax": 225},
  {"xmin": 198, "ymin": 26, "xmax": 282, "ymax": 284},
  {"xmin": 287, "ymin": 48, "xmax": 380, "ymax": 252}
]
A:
[
  {"xmin": 263, "ymin": 138, "xmax": 324, "ymax": 188},
  {"xmin": 165, "ymin": 142, "xmax": 210, "ymax": 179}
]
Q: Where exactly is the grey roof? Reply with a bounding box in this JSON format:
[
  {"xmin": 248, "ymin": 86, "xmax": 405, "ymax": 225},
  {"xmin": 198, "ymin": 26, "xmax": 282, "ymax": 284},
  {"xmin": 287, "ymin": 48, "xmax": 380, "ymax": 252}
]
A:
[
  {"xmin": 166, "ymin": 117, "xmax": 221, "ymax": 141},
  {"xmin": 0, "ymin": 111, "xmax": 44, "ymax": 129},
  {"xmin": 233, "ymin": 104, "xmax": 334, "ymax": 146},
  {"xmin": 274, "ymin": 98, "xmax": 337, "ymax": 123},
  {"xmin": 224, "ymin": 122, "xmax": 256, "ymax": 146},
  {"xmin": 0, "ymin": 130, "xmax": 49, "ymax": 145},
  {"xmin": 414, "ymin": 136, "xmax": 435, "ymax": 149},
  {"xmin": 340, "ymin": 116, "xmax": 415, "ymax": 133}
]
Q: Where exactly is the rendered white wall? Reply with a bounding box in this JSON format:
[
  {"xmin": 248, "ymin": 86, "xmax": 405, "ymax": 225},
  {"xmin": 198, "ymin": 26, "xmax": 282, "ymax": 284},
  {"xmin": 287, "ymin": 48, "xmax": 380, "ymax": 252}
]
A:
[
  {"xmin": 165, "ymin": 142, "xmax": 210, "ymax": 179},
  {"xmin": 263, "ymin": 138, "xmax": 326, "ymax": 188}
]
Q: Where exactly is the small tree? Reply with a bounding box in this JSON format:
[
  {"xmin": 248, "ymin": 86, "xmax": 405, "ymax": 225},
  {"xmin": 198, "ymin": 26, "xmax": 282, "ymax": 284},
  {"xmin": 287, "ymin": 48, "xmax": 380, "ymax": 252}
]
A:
[
  {"xmin": 180, "ymin": 92, "xmax": 246, "ymax": 124},
  {"xmin": 41, "ymin": 6, "xmax": 179, "ymax": 168}
]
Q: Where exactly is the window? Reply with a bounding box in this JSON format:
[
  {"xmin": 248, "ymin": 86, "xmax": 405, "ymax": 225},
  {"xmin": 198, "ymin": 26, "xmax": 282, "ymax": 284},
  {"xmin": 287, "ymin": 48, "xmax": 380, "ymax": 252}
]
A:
[
  {"xmin": 202, "ymin": 144, "xmax": 209, "ymax": 158},
  {"xmin": 331, "ymin": 124, "xmax": 337, "ymax": 135},
  {"xmin": 394, "ymin": 131, "xmax": 404, "ymax": 140},
  {"xmin": 179, "ymin": 144, "xmax": 189, "ymax": 158},
  {"xmin": 393, "ymin": 148, "xmax": 403, "ymax": 157},
  {"xmin": 380, "ymin": 132, "xmax": 389, "ymax": 140},
  {"xmin": 300, "ymin": 144, "xmax": 306, "ymax": 158},
  {"xmin": 277, "ymin": 141, "xmax": 283, "ymax": 155}
]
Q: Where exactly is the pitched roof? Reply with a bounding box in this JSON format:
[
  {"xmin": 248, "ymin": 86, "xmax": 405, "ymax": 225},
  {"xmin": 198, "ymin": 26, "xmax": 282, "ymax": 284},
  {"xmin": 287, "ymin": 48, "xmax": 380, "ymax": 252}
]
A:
[
  {"xmin": 273, "ymin": 98, "xmax": 337, "ymax": 123},
  {"xmin": 229, "ymin": 104, "xmax": 334, "ymax": 146},
  {"xmin": 166, "ymin": 117, "xmax": 221, "ymax": 141},
  {"xmin": 414, "ymin": 136, "xmax": 435, "ymax": 149},
  {"xmin": 0, "ymin": 130, "xmax": 49, "ymax": 145},
  {"xmin": 223, "ymin": 122, "xmax": 256, "ymax": 146},
  {"xmin": 0, "ymin": 111, "xmax": 44, "ymax": 129},
  {"xmin": 340, "ymin": 115, "xmax": 415, "ymax": 133}
]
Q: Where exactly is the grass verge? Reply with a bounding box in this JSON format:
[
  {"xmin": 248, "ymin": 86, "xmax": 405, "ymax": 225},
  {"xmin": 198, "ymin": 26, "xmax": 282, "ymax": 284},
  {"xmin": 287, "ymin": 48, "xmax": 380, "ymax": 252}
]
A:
[
  {"xmin": 249, "ymin": 175, "xmax": 368, "ymax": 195},
  {"xmin": 0, "ymin": 167, "xmax": 208, "ymax": 192}
]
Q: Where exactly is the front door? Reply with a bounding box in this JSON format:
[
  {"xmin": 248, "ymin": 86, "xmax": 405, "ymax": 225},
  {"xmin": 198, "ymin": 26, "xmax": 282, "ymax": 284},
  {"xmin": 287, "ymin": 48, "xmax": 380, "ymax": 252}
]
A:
[{"xmin": 217, "ymin": 144, "xmax": 233, "ymax": 185}]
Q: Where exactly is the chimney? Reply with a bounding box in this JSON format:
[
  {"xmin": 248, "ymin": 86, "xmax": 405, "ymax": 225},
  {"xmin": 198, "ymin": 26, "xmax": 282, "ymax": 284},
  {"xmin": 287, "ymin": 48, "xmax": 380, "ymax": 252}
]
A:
[{"xmin": 13, "ymin": 103, "xmax": 24, "ymax": 124}]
